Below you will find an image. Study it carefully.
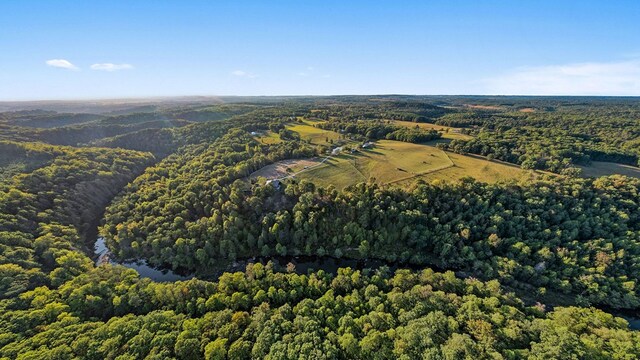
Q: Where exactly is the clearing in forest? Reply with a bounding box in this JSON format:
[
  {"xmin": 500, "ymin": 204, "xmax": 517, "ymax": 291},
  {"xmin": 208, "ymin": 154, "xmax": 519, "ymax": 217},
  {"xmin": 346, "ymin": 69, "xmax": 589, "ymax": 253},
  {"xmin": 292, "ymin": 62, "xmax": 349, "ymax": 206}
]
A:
[
  {"xmin": 391, "ymin": 120, "xmax": 473, "ymax": 141},
  {"xmin": 254, "ymin": 120, "xmax": 534, "ymax": 189},
  {"xmin": 463, "ymin": 104, "xmax": 503, "ymax": 110},
  {"xmin": 395, "ymin": 152, "xmax": 540, "ymax": 185},
  {"xmin": 253, "ymin": 130, "xmax": 283, "ymax": 144},
  {"xmin": 580, "ymin": 161, "xmax": 640, "ymax": 179},
  {"xmin": 249, "ymin": 158, "xmax": 325, "ymax": 180},
  {"xmin": 295, "ymin": 140, "xmax": 453, "ymax": 189},
  {"xmin": 286, "ymin": 121, "xmax": 346, "ymax": 145}
]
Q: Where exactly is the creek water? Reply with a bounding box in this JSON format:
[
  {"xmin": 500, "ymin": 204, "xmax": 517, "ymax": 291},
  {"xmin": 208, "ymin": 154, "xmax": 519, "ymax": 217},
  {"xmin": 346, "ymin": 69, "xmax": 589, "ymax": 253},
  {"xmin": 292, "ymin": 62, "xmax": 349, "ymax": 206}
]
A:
[
  {"xmin": 624, "ymin": 317, "xmax": 640, "ymax": 330},
  {"xmin": 94, "ymin": 237, "xmax": 193, "ymax": 282},
  {"xmin": 93, "ymin": 238, "xmax": 422, "ymax": 281}
]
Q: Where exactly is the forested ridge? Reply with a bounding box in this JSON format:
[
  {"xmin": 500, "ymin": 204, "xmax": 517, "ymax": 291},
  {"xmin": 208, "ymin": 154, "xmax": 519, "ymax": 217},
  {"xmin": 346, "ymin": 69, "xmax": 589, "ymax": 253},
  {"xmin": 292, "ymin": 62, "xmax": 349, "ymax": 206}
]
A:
[
  {"xmin": 1, "ymin": 96, "xmax": 640, "ymax": 359},
  {"xmin": 434, "ymin": 102, "xmax": 640, "ymax": 173},
  {"xmin": 102, "ymin": 126, "xmax": 640, "ymax": 309},
  {"xmin": 317, "ymin": 119, "xmax": 442, "ymax": 143},
  {"xmin": 2, "ymin": 264, "xmax": 639, "ymax": 359},
  {"xmin": 0, "ymin": 141, "xmax": 154, "ymax": 298}
]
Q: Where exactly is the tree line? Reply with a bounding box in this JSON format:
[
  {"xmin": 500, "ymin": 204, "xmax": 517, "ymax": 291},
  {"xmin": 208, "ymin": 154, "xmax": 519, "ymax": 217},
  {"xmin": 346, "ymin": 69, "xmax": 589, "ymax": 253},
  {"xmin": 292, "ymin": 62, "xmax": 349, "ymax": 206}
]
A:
[{"xmin": 1, "ymin": 263, "xmax": 637, "ymax": 359}]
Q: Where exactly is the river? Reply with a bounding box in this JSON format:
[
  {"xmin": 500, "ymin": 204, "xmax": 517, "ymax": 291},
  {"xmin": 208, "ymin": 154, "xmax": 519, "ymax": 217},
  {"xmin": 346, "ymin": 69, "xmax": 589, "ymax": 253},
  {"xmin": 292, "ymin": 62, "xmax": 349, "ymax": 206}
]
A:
[
  {"xmin": 93, "ymin": 237, "xmax": 424, "ymax": 281},
  {"xmin": 95, "ymin": 237, "xmax": 193, "ymax": 282},
  {"xmin": 94, "ymin": 237, "xmax": 640, "ymax": 330}
]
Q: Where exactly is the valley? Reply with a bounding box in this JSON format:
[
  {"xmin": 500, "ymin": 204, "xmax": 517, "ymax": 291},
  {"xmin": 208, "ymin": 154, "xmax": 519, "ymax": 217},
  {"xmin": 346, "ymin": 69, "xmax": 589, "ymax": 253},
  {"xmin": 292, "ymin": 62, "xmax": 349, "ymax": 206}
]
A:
[{"xmin": 2, "ymin": 96, "xmax": 640, "ymax": 358}]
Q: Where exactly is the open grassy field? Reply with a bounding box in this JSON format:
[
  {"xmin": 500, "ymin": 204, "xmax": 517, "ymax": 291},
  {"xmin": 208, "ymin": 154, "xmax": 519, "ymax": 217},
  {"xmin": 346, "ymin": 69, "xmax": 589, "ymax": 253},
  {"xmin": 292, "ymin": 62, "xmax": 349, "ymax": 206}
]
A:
[
  {"xmin": 580, "ymin": 161, "xmax": 640, "ymax": 179},
  {"xmin": 391, "ymin": 120, "xmax": 473, "ymax": 140},
  {"xmin": 353, "ymin": 140, "xmax": 452, "ymax": 183},
  {"xmin": 395, "ymin": 152, "xmax": 540, "ymax": 186},
  {"xmin": 294, "ymin": 140, "xmax": 453, "ymax": 189},
  {"xmin": 463, "ymin": 104, "xmax": 504, "ymax": 110},
  {"xmin": 249, "ymin": 158, "xmax": 324, "ymax": 180},
  {"xmin": 287, "ymin": 121, "xmax": 345, "ymax": 145},
  {"xmin": 295, "ymin": 155, "xmax": 367, "ymax": 189},
  {"xmin": 294, "ymin": 145, "xmax": 538, "ymax": 189},
  {"xmin": 253, "ymin": 130, "xmax": 283, "ymax": 144},
  {"xmin": 253, "ymin": 121, "xmax": 534, "ymax": 189}
]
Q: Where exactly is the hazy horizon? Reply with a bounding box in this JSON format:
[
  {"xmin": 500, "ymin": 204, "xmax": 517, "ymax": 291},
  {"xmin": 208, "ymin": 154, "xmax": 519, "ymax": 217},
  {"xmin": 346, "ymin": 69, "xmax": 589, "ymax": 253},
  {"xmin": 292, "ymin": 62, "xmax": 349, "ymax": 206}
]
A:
[{"xmin": 2, "ymin": 93, "xmax": 640, "ymax": 104}]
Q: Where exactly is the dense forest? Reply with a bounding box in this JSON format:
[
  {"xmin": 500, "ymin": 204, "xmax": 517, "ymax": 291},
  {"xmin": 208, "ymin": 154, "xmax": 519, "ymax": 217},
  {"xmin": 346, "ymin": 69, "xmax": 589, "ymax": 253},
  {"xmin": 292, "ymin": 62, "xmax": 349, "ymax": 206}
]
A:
[
  {"xmin": 101, "ymin": 128, "xmax": 640, "ymax": 309},
  {"xmin": 0, "ymin": 141, "xmax": 154, "ymax": 298},
  {"xmin": 2, "ymin": 265, "xmax": 638, "ymax": 359},
  {"xmin": 1, "ymin": 96, "xmax": 640, "ymax": 359},
  {"xmin": 434, "ymin": 103, "xmax": 640, "ymax": 172},
  {"xmin": 317, "ymin": 119, "xmax": 441, "ymax": 143}
]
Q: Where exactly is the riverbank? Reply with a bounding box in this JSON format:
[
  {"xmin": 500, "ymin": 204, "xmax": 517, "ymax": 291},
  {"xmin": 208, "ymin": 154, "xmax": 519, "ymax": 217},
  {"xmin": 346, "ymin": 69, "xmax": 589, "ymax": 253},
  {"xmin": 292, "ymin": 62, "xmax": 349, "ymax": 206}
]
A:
[{"xmin": 94, "ymin": 237, "xmax": 640, "ymax": 330}]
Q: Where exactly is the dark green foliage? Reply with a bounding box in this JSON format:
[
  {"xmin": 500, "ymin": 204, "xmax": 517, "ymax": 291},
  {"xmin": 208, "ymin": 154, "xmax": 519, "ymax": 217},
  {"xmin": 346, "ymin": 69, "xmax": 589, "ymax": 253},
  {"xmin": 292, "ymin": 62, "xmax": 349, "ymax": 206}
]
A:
[
  {"xmin": 2, "ymin": 112, "xmax": 104, "ymax": 128},
  {"xmin": 319, "ymin": 120, "xmax": 441, "ymax": 143},
  {"xmin": 103, "ymin": 122, "xmax": 640, "ymax": 309},
  {"xmin": 0, "ymin": 141, "xmax": 154, "ymax": 298},
  {"xmin": 1, "ymin": 96, "xmax": 640, "ymax": 359},
  {"xmin": 435, "ymin": 99, "xmax": 640, "ymax": 172},
  {"xmin": 1, "ymin": 264, "xmax": 637, "ymax": 359}
]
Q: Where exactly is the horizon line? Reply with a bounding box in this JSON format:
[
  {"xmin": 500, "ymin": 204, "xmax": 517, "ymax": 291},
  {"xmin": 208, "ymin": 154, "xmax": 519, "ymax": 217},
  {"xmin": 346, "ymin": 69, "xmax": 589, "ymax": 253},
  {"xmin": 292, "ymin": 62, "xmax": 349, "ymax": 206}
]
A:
[{"xmin": 2, "ymin": 94, "xmax": 640, "ymax": 103}]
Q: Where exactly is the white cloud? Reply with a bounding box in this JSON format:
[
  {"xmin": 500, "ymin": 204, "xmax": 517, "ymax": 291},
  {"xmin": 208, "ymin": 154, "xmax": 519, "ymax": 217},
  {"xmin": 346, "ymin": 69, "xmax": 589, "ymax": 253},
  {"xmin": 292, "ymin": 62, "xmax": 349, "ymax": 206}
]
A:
[
  {"xmin": 231, "ymin": 70, "xmax": 257, "ymax": 78},
  {"xmin": 483, "ymin": 59, "xmax": 640, "ymax": 95},
  {"xmin": 297, "ymin": 66, "xmax": 317, "ymax": 77},
  {"xmin": 45, "ymin": 59, "xmax": 78, "ymax": 70},
  {"xmin": 90, "ymin": 63, "xmax": 133, "ymax": 71}
]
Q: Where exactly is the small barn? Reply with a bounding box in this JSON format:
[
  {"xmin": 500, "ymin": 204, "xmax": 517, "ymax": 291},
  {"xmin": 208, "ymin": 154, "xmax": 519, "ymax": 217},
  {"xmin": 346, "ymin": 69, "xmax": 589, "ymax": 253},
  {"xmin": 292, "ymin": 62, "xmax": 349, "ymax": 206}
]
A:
[{"xmin": 266, "ymin": 179, "xmax": 282, "ymax": 190}]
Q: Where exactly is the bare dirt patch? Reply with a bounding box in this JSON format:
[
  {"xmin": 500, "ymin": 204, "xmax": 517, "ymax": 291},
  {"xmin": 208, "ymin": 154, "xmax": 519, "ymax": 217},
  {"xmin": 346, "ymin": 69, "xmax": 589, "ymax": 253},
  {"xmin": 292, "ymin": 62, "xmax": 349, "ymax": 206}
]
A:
[
  {"xmin": 250, "ymin": 158, "xmax": 323, "ymax": 180},
  {"xmin": 519, "ymin": 108, "xmax": 535, "ymax": 113},
  {"xmin": 464, "ymin": 104, "xmax": 502, "ymax": 110}
]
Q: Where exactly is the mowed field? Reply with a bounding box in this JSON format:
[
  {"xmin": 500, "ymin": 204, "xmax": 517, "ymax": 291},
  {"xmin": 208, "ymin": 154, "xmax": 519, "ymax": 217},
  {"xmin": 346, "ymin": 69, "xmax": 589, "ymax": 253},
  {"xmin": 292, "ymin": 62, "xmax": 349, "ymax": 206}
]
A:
[
  {"xmin": 286, "ymin": 121, "xmax": 346, "ymax": 145},
  {"xmin": 294, "ymin": 155, "xmax": 366, "ymax": 189},
  {"xmin": 391, "ymin": 120, "xmax": 473, "ymax": 140},
  {"xmin": 251, "ymin": 122, "xmax": 536, "ymax": 189},
  {"xmin": 254, "ymin": 130, "xmax": 283, "ymax": 144},
  {"xmin": 293, "ymin": 142, "xmax": 537, "ymax": 189},
  {"xmin": 394, "ymin": 152, "xmax": 540, "ymax": 186},
  {"xmin": 295, "ymin": 140, "xmax": 453, "ymax": 189},
  {"xmin": 580, "ymin": 161, "xmax": 640, "ymax": 179}
]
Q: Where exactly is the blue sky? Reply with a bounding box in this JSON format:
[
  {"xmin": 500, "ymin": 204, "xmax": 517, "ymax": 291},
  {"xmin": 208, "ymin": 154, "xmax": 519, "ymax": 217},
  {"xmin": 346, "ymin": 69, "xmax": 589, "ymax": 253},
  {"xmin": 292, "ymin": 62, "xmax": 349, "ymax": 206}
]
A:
[{"xmin": 1, "ymin": 0, "xmax": 639, "ymax": 99}]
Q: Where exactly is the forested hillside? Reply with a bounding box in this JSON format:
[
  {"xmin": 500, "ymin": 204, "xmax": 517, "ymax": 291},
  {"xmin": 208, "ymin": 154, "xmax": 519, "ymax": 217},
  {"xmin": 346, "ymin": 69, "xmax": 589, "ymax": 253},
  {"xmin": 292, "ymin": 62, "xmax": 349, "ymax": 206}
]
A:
[
  {"xmin": 2, "ymin": 265, "xmax": 638, "ymax": 359},
  {"xmin": 102, "ymin": 125, "xmax": 640, "ymax": 309},
  {"xmin": 434, "ymin": 99, "xmax": 640, "ymax": 173},
  {"xmin": 0, "ymin": 141, "xmax": 154, "ymax": 298},
  {"xmin": 1, "ymin": 96, "xmax": 639, "ymax": 359}
]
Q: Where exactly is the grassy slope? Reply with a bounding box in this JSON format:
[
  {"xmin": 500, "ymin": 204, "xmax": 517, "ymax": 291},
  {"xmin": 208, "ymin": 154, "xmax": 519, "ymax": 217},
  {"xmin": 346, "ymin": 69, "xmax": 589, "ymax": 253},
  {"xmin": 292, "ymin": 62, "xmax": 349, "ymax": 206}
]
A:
[
  {"xmin": 254, "ymin": 130, "xmax": 283, "ymax": 144},
  {"xmin": 279, "ymin": 123, "xmax": 534, "ymax": 188},
  {"xmin": 287, "ymin": 121, "xmax": 346, "ymax": 145},
  {"xmin": 296, "ymin": 155, "xmax": 366, "ymax": 189},
  {"xmin": 296, "ymin": 140, "xmax": 453, "ymax": 189},
  {"xmin": 391, "ymin": 120, "xmax": 473, "ymax": 140},
  {"xmin": 354, "ymin": 140, "xmax": 452, "ymax": 183},
  {"xmin": 401, "ymin": 152, "xmax": 540, "ymax": 185},
  {"xmin": 580, "ymin": 161, "xmax": 640, "ymax": 179}
]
